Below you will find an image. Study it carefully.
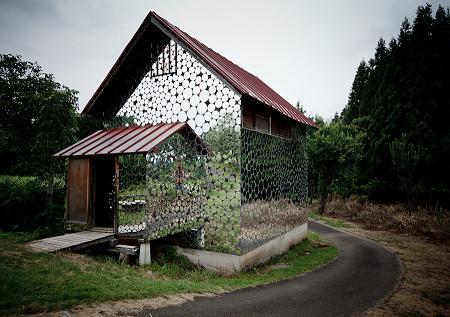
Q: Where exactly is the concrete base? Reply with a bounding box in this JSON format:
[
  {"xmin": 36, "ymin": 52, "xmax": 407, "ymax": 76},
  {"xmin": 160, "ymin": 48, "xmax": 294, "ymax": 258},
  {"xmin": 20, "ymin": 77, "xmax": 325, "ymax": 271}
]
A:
[
  {"xmin": 138, "ymin": 242, "xmax": 151, "ymax": 265},
  {"xmin": 176, "ymin": 222, "xmax": 308, "ymax": 274}
]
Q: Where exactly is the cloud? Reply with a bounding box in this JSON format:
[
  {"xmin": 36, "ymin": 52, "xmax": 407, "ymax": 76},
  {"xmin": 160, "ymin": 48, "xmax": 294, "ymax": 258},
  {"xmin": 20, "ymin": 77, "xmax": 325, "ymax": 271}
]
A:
[{"xmin": 0, "ymin": 0, "xmax": 59, "ymax": 17}]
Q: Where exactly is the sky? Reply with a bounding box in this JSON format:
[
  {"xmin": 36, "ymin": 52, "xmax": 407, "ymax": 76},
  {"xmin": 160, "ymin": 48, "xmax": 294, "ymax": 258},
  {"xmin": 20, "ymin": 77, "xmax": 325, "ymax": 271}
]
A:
[{"xmin": 0, "ymin": 0, "xmax": 448, "ymax": 119}]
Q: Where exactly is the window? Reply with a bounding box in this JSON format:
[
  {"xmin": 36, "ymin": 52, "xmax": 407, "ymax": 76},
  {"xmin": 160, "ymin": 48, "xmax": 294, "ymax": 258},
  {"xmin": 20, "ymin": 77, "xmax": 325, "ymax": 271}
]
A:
[
  {"xmin": 255, "ymin": 115, "xmax": 269, "ymax": 133},
  {"xmin": 271, "ymin": 115, "xmax": 280, "ymax": 135},
  {"xmin": 242, "ymin": 105, "xmax": 292, "ymax": 139},
  {"xmin": 279, "ymin": 125, "xmax": 291, "ymax": 138},
  {"xmin": 272, "ymin": 114, "xmax": 291, "ymax": 138},
  {"xmin": 243, "ymin": 109, "xmax": 255, "ymax": 129},
  {"xmin": 150, "ymin": 40, "xmax": 177, "ymax": 77}
]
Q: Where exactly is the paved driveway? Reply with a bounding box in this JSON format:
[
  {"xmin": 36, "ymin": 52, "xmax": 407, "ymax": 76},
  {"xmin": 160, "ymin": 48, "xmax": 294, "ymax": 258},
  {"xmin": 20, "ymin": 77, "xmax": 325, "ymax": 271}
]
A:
[{"xmin": 138, "ymin": 220, "xmax": 403, "ymax": 317}]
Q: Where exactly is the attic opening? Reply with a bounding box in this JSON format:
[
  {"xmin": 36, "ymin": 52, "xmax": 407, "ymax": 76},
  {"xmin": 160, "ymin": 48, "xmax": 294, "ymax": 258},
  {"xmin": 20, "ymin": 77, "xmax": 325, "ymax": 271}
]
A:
[{"xmin": 150, "ymin": 40, "xmax": 177, "ymax": 77}]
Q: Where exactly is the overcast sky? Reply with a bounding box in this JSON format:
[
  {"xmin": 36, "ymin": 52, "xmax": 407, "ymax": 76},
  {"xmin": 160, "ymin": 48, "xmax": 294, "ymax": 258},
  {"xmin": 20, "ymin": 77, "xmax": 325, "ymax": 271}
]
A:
[{"xmin": 1, "ymin": 0, "xmax": 448, "ymax": 119}]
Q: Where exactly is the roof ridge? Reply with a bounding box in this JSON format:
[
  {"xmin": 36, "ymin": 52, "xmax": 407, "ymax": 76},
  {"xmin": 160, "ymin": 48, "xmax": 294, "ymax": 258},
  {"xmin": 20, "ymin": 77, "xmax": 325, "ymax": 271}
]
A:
[
  {"xmin": 150, "ymin": 12, "xmax": 316, "ymax": 127},
  {"xmin": 82, "ymin": 11, "xmax": 316, "ymax": 127}
]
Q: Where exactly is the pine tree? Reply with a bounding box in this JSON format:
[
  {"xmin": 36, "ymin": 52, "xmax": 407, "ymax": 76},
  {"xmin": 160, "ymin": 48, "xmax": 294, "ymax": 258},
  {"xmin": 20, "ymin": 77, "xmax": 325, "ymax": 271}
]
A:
[
  {"xmin": 340, "ymin": 3, "xmax": 450, "ymax": 205},
  {"xmin": 374, "ymin": 38, "xmax": 387, "ymax": 67},
  {"xmin": 341, "ymin": 61, "xmax": 370, "ymax": 123}
]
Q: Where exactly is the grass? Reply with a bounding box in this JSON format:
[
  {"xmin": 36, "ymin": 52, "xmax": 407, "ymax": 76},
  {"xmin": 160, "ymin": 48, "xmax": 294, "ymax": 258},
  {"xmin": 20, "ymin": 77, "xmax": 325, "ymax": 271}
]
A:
[
  {"xmin": 308, "ymin": 210, "xmax": 351, "ymax": 228},
  {"xmin": 0, "ymin": 231, "xmax": 337, "ymax": 315}
]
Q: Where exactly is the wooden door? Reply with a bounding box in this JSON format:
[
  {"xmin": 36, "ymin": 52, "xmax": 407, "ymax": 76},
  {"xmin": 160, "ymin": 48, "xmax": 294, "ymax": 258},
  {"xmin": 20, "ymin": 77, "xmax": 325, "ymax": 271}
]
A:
[{"xmin": 66, "ymin": 158, "xmax": 91, "ymax": 224}]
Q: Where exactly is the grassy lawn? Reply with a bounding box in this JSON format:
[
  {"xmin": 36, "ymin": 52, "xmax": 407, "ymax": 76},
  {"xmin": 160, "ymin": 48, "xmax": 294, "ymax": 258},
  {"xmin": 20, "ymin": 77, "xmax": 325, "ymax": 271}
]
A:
[{"xmin": 0, "ymin": 231, "xmax": 337, "ymax": 315}]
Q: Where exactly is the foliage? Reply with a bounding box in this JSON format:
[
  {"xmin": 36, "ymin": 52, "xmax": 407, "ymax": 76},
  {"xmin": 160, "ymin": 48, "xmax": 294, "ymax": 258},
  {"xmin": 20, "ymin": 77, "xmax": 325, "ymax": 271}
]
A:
[
  {"xmin": 389, "ymin": 136, "xmax": 425, "ymax": 208},
  {"xmin": 75, "ymin": 114, "xmax": 104, "ymax": 140},
  {"xmin": 340, "ymin": 4, "xmax": 450, "ymax": 205},
  {"xmin": 0, "ymin": 176, "xmax": 65, "ymax": 236},
  {"xmin": 0, "ymin": 232, "xmax": 337, "ymax": 315},
  {"xmin": 0, "ymin": 54, "xmax": 78, "ymax": 178},
  {"xmin": 103, "ymin": 115, "xmax": 135, "ymax": 129},
  {"xmin": 319, "ymin": 195, "xmax": 450, "ymax": 241},
  {"xmin": 307, "ymin": 120, "xmax": 364, "ymax": 213},
  {"xmin": 341, "ymin": 61, "xmax": 370, "ymax": 124}
]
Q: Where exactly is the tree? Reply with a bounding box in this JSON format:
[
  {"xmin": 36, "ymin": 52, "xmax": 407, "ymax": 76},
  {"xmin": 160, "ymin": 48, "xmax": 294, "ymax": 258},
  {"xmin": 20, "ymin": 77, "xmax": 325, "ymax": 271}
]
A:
[
  {"xmin": 398, "ymin": 18, "xmax": 412, "ymax": 46},
  {"xmin": 341, "ymin": 4, "xmax": 450, "ymax": 205},
  {"xmin": 307, "ymin": 120, "xmax": 364, "ymax": 214},
  {"xmin": 341, "ymin": 61, "xmax": 370, "ymax": 123},
  {"xmin": 295, "ymin": 100, "xmax": 307, "ymax": 114},
  {"xmin": 374, "ymin": 38, "xmax": 387, "ymax": 67},
  {"xmin": 389, "ymin": 136, "xmax": 424, "ymax": 209},
  {"xmin": 0, "ymin": 54, "xmax": 79, "ymax": 204}
]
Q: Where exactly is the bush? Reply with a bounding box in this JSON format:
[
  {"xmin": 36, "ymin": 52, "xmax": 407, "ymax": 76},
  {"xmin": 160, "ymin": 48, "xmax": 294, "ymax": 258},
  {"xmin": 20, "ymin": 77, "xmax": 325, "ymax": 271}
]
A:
[
  {"xmin": 324, "ymin": 195, "xmax": 450, "ymax": 241},
  {"xmin": 0, "ymin": 176, "xmax": 65, "ymax": 237}
]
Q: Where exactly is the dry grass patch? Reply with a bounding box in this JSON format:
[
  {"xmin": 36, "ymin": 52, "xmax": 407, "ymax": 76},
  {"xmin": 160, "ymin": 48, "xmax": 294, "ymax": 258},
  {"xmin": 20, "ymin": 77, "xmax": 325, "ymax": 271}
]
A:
[
  {"xmin": 324, "ymin": 195, "xmax": 450, "ymax": 241},
  {"xmin": 351, "ymin": 225, "xmax": 450, "ymax": 317},
  {"xmin": 20, "ymin": 293, "xmax": 218, "ymax": 317}
]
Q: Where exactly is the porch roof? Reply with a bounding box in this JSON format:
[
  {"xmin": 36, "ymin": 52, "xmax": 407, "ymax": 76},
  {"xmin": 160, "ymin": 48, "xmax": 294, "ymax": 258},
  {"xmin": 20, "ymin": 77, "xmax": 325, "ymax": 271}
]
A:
[{"xmin": 54, "ymin": 122, "xmax": 205, "ymax": 157}]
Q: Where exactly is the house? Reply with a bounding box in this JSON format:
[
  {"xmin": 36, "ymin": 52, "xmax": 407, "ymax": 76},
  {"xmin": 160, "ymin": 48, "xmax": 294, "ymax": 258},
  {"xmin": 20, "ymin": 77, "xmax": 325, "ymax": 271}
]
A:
[{"xmin": 53, "ymin": 12, "xmax": 316, "ymax": 272}]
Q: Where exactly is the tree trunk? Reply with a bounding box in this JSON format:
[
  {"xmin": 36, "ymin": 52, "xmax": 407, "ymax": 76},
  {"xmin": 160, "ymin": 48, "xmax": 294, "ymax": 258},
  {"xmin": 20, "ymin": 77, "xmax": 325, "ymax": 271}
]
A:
[
  {"xmin": 319, "ymin": 193, "xmax": 326, "ymax": 215},
  {"xmin": 46, "ymin": 168, "xmax": 54, "ymax": 205},
  {"xmin": 318, "ymin": 170, "xmax": 328, "ymax": 215}
]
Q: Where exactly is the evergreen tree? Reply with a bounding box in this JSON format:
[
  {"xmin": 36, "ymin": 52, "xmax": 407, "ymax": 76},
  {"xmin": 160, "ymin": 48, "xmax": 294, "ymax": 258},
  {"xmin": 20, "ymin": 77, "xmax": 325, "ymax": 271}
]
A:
[
  {"xmin": 342, "ymin": 61, "xmax": 370, "ymax": 123},
  {"xmin": 341, "ymin": 3, "xmax": 450, "ymax": 205},
  {"xmin": 374, "ymin": 38, "xmax": 387, "ymax": 67}
]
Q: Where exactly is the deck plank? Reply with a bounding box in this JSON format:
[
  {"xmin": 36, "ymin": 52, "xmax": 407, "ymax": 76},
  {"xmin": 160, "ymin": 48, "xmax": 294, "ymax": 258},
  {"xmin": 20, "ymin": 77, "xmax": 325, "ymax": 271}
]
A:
[{"xmin": 27, "ymin": 230, "xmax": 114, "ymax": 252}]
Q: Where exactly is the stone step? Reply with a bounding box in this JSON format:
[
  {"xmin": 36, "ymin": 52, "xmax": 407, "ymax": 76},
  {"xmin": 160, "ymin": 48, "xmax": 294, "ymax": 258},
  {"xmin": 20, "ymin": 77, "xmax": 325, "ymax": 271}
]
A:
[{"xmin": 108, "ymin": 244, "xmax": 139, "ymax": 255}]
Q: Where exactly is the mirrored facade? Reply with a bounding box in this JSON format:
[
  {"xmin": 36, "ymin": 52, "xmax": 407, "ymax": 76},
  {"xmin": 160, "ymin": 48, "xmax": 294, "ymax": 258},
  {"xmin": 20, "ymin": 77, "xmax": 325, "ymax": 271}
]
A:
[{"xmin": 115, "ymin": 37, "xmax": 307, "ymax": 255}]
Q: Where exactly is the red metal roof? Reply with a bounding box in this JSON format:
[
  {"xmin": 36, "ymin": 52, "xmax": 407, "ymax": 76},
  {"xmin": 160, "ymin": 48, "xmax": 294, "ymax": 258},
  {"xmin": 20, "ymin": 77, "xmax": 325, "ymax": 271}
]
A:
[
  {"xmin": 82, "ymin": 12, "xmax": 316, "ymax": 128},
  {"xmin": 151, "ymin": 12, "xmax": 316, "ymax": 128},
  {"xmin": 54, "ymin": 122, "xmax": 199, "ymax": 157}
]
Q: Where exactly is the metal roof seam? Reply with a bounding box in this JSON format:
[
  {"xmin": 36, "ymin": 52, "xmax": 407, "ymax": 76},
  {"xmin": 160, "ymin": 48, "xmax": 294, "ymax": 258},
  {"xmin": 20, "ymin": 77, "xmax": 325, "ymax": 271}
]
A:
[
  {"xmin": 53, "ymin": 129, "xmax": 104, "ymax": 157},
  {"xmin": 79, "ymin": 126, "xmax": 128, "ymax": 156},
  {"xmin": 61, "ymin": 128, "xmax": 120, "ymax": 157},
  {"xmin": 90, "ymin": 124, "xmax": 141, "ymax": 155},
  {"xmin": 127, "ymin": 122, "xmax": 180, "ymax": 153},
  {"xmin": 123, "ymin": 123, "xmax": 175, "ymax": 153},
  {"xmin": 106, "ymin": 123, "xmax": 164, "ymax": 154},
  {"xmin": 54, "ymin": 122, "xmax": 208, "ymax": 157},
  {"xmin": 129, "ymin": 122, "xmax": 185, "ymax": 154}
]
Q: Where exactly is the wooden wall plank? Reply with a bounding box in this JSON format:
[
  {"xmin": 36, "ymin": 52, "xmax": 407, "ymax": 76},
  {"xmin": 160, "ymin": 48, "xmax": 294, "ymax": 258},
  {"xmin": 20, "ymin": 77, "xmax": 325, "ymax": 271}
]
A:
[{"xmin": 66, "ymin": 158, "xmax": 91, "ymax": 224}]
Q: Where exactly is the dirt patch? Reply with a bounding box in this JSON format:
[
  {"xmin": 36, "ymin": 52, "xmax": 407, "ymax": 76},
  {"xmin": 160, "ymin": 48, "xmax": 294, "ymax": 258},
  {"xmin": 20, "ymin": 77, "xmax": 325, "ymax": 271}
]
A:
[
  {"xmin": 19, "ymin": 293, "xmax": 220, "ymax": 317},
  {"xmin": 319, "ymin": 219, "xmax": 450, "ymax": 316}
]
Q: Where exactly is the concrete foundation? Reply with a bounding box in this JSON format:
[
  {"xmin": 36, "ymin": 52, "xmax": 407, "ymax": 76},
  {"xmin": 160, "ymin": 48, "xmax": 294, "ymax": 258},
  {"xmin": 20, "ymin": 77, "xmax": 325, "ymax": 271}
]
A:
[
  {"xmin": 138, "ymin": 241, "xmax": 151, "ymax": 265},
  {"xmin": 176, "ymin": 222, "xmax": 308, "ymax": 274}
]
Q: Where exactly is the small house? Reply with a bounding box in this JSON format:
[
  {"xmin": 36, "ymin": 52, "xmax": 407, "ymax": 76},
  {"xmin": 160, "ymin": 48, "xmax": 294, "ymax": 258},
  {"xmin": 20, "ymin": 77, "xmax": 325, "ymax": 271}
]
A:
[{"xmin": 53, "ymin": 12, "xmax": 316, "ymax": 272}]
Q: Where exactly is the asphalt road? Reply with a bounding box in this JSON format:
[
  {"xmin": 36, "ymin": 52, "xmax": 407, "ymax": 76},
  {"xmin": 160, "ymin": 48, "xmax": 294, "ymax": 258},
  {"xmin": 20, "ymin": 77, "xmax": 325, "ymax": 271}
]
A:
[{"xmin": 138, "ymin": 220, "xmax": 403, "ymax": 317}]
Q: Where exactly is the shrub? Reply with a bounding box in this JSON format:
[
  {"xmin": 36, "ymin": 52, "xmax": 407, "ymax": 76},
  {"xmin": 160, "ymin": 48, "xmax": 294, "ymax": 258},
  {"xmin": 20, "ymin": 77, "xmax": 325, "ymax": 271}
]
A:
[
  {"xmin": 0, "ymin": 175, "xmax": 65, "ymax": 237},
  {"xmin": 325, "ymin": 195, "xmax": 450, "ymax": 241}
]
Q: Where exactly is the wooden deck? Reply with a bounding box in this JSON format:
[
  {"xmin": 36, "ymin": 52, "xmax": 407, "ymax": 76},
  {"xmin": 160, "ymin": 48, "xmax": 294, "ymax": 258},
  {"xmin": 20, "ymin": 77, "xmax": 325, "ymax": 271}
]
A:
[{"xmin": 27, "ymin": 228, "xmax": 114, "ymax": 252}]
